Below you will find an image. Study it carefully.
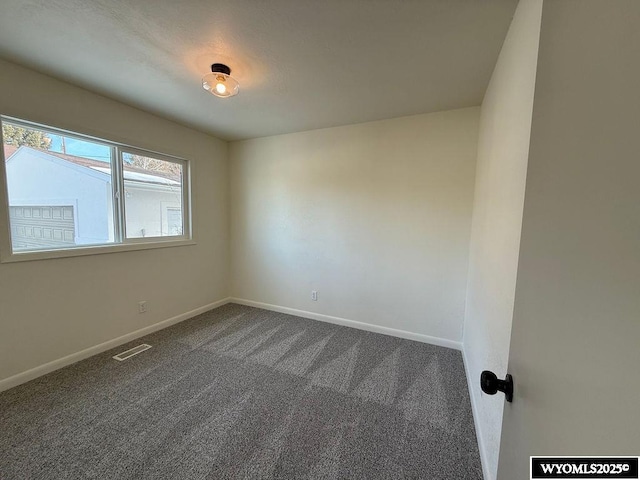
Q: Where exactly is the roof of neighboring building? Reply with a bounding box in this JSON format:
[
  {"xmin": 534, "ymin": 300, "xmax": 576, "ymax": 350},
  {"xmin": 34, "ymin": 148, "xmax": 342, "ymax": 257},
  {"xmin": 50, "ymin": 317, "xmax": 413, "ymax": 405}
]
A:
[
  {"xmin": 6, "ymin": 145, "xmax": 181, "ymax": 186},
  {"xmin": 3, "ymin": 144, "xmax": 18, "ymax": 161}
]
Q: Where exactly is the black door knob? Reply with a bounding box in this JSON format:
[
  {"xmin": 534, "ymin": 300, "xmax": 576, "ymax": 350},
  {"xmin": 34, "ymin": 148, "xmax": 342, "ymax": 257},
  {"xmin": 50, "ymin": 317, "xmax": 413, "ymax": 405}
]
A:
[{"xmin": 480, "ymin": 370, "xmax": 513, "ymax": 402}]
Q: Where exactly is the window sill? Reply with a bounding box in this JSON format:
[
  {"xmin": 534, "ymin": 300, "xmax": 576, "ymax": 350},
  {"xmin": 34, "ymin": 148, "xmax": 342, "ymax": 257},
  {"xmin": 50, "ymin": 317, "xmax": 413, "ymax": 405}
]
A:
[{"xmin": 0, "ymin": 239, "xmax": 196, "ymax": 263}]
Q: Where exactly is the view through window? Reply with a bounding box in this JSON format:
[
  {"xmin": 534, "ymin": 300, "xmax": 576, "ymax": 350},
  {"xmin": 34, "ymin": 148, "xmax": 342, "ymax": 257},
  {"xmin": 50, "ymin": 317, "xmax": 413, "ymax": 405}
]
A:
[
  {"xmin": 1, "ymin": 117, "xmax": 189, "ymax": 255},
  {"xmin": 121, "ymin": 151, "xmax": 184, "ymax": 239}
]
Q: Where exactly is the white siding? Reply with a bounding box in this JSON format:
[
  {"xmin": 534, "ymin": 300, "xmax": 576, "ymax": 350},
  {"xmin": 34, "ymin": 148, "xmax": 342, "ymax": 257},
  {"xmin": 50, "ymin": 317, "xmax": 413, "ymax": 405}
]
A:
[
  {"xmin": 124, "ymin": 182, "xmax": 183, "ymax": 238},
  {"xmin": 5, "ymin": 149, "xmax": 113, "ymax": 245}
]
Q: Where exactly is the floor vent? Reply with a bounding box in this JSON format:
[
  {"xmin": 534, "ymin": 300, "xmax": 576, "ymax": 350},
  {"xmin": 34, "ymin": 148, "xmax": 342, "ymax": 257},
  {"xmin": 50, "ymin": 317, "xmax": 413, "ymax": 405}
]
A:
[{"xmin": 113, "ymin": 344, "xmax": 152, "ymax": 361}]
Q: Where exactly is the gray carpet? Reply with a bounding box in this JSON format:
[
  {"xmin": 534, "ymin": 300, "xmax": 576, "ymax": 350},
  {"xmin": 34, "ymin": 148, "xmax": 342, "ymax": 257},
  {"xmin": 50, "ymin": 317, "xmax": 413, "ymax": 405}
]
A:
[{"xmin": 0, "ymin": 303, "xmax": 482, "ymax": 479}]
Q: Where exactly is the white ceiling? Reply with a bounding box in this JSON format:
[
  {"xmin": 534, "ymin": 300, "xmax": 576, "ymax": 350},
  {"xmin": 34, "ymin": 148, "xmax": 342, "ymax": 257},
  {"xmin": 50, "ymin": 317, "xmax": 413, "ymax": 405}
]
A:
[{"xmin": 0, "ymin": 0, "xmax": 517, "ymax": 141}]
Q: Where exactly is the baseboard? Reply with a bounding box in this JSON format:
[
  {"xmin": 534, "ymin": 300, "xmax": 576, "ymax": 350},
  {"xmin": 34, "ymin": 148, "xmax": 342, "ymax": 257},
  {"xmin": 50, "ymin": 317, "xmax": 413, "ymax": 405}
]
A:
[
  {"xmin": 462, "ymin": 345, "xmax": 493, "ymax": 480},
  {"xmin": 0, "ymin": 297, "xmax": 232, "ymax": 393},
  {"xmin": 229, "ymin": 297, "xmax": 462, "ymax": 351}
]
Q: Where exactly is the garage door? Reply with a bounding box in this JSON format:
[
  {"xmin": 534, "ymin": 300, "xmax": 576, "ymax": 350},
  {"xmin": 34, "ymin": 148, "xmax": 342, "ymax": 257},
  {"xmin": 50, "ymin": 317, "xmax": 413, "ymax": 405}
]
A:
[{"xmin": 9, "ymin": 205, "xmax": 75, "ymax": 251}]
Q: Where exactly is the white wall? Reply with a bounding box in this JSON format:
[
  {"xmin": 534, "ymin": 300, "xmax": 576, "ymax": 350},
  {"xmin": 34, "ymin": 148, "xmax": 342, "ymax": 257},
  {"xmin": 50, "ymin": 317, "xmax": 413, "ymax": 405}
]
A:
[
  {"xmin": 124, "ymin": 183, "xmax": 183, "ymax": 238},
  {"xmin": 0, "ymin": 59, "xmax": 229, "ymax": 384},
  {"xmin": 6, "ymin": 148, "xmax": 112, "ymax": 244},
  {"xmin": 462, "ymin": 1, "xmax": 542, "ymax": 478},
  {"xmin": 498, "ymin": 1, "xmax": 640, "ymax": 476},
  {"xmin": 230, "ymin": 108, "xmax": 479, "ymax": 343}
]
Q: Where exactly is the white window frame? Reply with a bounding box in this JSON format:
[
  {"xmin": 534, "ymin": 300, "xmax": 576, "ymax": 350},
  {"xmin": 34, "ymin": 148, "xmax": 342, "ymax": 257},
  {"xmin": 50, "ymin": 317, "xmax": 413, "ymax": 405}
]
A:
[{"xmin": 0, "ymin": 115, "xmax": 194, "ymax": 263}]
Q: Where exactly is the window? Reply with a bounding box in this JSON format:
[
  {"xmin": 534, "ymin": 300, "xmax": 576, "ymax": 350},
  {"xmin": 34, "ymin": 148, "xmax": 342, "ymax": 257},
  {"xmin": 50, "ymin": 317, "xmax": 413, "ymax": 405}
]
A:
[
  {"xmin": 121, "ymin": 150, "xmax": 185, "ymax": 239},
  {"xmin": 0, "ymin": 116, "xmax": 191, "ymax": 260}
]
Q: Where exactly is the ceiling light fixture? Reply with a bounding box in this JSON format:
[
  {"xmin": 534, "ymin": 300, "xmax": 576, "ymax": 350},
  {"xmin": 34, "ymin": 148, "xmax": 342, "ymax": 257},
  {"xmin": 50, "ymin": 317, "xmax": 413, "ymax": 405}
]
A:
[{"xmin": 202, "ymin": 63, "xmax": 239, "ymax": 98}]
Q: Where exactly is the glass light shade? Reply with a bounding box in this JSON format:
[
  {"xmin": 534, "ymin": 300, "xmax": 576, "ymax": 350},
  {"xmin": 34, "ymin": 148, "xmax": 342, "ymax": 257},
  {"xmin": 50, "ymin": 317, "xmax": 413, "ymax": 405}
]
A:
[{"xmin": 202, "ymin": 72, "xmax": 239, "ymax": 98}]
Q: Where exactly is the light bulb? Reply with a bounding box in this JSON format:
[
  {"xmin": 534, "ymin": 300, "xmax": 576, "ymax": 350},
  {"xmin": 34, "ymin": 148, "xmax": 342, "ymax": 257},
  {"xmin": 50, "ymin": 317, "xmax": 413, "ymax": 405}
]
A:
[{"xmin": 215, "ymin": 82, "xmax": 227, "ymax": 94}]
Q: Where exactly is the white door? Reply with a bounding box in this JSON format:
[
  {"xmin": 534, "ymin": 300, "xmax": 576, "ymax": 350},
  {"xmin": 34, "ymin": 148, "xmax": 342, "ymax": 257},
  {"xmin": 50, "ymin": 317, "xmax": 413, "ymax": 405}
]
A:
[{"xmin": 496, "ymin": 1, "xmax": 640, "ymax": 478}]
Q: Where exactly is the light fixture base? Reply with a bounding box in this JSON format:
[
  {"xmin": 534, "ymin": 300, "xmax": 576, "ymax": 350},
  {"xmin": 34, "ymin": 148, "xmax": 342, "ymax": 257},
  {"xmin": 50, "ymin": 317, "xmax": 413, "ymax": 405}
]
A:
[{"xmin": 211, "ymin": 63, "xmax": 231, "ymax": 75}]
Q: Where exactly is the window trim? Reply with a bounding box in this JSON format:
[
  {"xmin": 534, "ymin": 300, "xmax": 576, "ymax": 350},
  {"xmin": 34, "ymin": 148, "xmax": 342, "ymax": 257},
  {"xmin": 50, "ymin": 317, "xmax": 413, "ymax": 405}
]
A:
[{"xmin": 0, "ymin": 115, "xmax": 194, "ymax": 263}]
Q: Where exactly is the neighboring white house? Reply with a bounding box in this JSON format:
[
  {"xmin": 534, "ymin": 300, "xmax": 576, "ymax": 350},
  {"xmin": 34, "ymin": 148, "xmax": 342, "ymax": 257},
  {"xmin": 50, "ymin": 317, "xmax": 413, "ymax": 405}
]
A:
[{"xmin": 3, "ymin": 145, "xmax": 183, "ymax": 250}]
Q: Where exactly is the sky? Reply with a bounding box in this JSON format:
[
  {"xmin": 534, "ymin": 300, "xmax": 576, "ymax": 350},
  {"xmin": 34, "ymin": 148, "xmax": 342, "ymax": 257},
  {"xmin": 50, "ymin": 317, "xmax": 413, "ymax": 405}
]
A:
[
  {"xmin": 5, "ymin": 122, "xmax": 143, "ymax": 165},
  {"xmin": 49, "ymin": 133, "xmax": 111, "ymax": 163}
]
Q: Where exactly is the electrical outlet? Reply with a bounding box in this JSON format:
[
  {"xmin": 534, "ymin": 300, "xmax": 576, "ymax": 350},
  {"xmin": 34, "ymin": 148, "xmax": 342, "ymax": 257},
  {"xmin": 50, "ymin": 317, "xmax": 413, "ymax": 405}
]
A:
[
  {"xmin": 311, "ymin": 290, "xmax": 318, "ymax": 301},
  {"xmin": 138, "ymin": 301, "xmax": 147, "ymax": 314}
]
